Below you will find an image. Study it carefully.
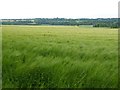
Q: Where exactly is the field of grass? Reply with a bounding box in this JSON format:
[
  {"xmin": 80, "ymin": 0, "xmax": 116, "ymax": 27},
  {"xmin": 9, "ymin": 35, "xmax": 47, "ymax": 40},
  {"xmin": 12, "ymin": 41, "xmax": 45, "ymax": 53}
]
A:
[
  {"xmin": 0, "ymin": 25, "xmax": 2, "ymax": 89},
  {"xmin": 2, "ymin": 25, "xmax": 118, "ymax": 88}
]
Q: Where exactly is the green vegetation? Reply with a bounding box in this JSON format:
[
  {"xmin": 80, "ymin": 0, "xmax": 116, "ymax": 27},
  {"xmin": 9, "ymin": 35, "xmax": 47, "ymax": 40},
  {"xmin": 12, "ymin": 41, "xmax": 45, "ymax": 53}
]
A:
[
  {"xmin": 0, "ymin": 25, "xmax": 2, "ymax": 89},
  {"xmin": 3, "ymin": 25, "xmax": 118, "ymax": 88},
  {"xmin": 2, "ymin": 18, "xmax": 118, "ymax": 28}
]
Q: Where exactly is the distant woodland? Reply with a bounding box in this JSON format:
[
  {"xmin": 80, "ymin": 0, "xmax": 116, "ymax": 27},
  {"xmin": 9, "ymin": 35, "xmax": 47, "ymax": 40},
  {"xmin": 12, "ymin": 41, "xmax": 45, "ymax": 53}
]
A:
[{"xmin": 2, "ymin": 18, "xmax": 118, "ymax": 28}]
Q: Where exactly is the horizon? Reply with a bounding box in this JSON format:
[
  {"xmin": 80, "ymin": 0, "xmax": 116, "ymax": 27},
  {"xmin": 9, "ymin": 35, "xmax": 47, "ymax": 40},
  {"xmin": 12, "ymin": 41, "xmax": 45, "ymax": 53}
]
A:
[{"xmin": 1, "ymin": 17, "xmax": 119, "ymax": 20}]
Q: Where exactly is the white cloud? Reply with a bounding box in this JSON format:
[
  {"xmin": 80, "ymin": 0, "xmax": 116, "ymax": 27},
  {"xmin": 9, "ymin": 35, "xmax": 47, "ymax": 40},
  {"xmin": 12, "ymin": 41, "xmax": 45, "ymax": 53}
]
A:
[{"xmin": 0, "ymin": 0, "xmax": 119, "ymax": 19}]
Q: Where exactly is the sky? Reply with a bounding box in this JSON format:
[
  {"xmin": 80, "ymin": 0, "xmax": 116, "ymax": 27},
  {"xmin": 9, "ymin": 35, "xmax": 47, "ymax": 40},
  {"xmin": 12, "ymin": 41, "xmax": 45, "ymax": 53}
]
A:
[{"xmin": 0, "ymin": 0, "xmax": 119, "ymax": 19}]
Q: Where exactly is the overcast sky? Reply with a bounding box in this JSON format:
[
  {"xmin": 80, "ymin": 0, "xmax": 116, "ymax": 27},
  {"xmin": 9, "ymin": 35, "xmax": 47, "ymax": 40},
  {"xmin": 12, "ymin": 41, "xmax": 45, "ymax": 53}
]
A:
[{"xmin": 0, "ymin": 0, "xmax": 119, "ymax": 19}]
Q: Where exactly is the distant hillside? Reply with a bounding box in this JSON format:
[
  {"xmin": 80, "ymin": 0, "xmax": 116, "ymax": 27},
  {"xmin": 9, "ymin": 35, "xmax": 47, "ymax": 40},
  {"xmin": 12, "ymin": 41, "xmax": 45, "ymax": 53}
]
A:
[{"xmin": 2, "ymin": 18, "xmax": 118, "ymax": 28}]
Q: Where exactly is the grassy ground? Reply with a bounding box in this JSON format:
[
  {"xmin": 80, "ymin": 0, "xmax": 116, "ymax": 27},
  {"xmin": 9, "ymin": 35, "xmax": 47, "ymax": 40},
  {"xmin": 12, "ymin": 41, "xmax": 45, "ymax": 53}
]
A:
[
  {"xmin": 2, "ymin": 25, "xmax": 118, "ymax": 88},
  {"xmin": 0, "ymin": 25, "xmax": 2, "ymax": 89}
]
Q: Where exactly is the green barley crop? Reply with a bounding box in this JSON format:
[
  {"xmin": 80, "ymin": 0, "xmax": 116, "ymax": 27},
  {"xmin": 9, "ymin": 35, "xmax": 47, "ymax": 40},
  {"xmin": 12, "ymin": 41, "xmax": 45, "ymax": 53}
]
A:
[{"xmin": 2, "ymin": 25, "xmax": 118, "ymax": 88}]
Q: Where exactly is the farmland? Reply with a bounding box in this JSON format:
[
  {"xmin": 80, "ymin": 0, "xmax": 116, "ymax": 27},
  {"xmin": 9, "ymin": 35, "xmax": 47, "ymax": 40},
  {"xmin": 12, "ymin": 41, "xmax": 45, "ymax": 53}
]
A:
[
  {"xmin": 2, "ymin": 25, "xmax": 118, "ymax": 88},
  {"xmin": 0, "ymin": 25, "xmax": 2, "ymax": 89}
]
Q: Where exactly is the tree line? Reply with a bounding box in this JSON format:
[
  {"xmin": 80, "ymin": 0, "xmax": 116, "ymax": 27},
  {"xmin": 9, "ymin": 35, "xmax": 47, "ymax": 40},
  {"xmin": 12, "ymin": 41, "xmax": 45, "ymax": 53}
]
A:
[{"xmin": 2, "ymin": 18, "xmax": 118, "ymax": 28}]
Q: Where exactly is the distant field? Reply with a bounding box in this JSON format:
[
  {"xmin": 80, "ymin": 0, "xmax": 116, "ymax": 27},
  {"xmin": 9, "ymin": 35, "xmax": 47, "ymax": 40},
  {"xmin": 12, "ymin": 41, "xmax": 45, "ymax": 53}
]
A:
[{"xmin": 2, "ymin": 25, "xmax": 118, "ymax": 88}]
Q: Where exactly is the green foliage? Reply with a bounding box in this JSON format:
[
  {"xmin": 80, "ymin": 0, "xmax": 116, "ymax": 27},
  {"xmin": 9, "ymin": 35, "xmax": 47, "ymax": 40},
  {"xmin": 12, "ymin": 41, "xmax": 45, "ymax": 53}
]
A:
[
  {"xmin": 2, "ymin": 26, "xmax": 118, "ymax": 88},
  {"xmin": 2, "ymin": 18, "xmax": 118, "ymax": 28}
]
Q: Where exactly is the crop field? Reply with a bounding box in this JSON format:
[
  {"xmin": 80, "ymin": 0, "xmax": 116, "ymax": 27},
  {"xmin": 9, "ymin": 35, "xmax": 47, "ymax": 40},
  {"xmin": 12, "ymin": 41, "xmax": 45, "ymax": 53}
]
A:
[
  {"xmin": 0, "ymin": 25, "xmax": 2, "ymax": 89},
  {"xmin": 2, "ymin": 25, "xmax": 118, "ymax": 88}
]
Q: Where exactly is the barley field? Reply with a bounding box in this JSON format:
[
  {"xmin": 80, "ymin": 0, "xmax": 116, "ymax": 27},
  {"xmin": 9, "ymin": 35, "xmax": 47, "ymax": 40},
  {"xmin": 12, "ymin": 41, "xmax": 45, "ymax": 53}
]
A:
[
  {"xmin": 0, "ymin": 25, "xmax": 2, "ymax": 89},
  {"xmin": 2, "ymin": 25, "xmax": 118, "ymax": 88}
]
